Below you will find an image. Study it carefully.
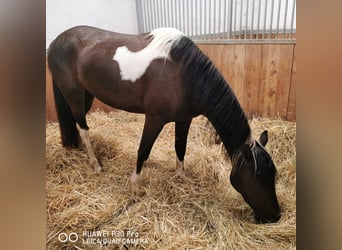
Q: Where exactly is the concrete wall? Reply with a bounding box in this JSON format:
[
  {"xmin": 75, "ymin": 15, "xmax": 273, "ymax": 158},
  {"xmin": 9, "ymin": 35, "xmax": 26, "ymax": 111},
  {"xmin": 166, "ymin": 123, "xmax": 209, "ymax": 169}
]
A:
[{"xmin": 46, "ymin": 0, "xmax": 139, "ymax": 49}]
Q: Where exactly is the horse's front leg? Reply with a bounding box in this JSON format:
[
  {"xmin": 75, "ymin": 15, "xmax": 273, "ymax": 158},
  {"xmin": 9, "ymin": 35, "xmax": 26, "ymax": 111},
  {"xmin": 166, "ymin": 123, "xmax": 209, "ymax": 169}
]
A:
[
  {"xmin": 130, "ymin": 115, "xmax": 165, "ymax": 183},
  {"xmin": 174, "ymin": 119, "xmax": 192, "ymax": 177}
]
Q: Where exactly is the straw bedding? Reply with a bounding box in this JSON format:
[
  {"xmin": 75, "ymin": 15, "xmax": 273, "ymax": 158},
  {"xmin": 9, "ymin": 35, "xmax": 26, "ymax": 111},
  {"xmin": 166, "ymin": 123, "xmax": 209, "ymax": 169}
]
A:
[{"xmin": 46, "ymin": 110, "xmax": 296, "ymax": 250}]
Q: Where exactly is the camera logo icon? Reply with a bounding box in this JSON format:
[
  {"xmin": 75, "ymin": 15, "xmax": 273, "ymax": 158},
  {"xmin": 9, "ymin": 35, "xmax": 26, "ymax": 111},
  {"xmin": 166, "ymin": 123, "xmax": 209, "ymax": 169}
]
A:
[{"xmin": 58, "ymin": 232, "xmax": 78, "ymax": 243}]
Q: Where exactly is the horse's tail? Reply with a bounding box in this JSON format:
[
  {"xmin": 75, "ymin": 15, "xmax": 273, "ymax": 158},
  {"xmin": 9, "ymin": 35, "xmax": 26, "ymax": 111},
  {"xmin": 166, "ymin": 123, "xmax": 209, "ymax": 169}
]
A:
[{"xmin": 52, "ymin": 79, "xmax": 80, "ymax": 148}]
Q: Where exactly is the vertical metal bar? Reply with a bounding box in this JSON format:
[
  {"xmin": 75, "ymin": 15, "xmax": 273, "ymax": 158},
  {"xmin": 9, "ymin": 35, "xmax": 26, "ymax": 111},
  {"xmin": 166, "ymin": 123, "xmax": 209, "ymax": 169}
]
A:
[
  {"xmin": 146, "ymin": 0, "xmax": 150, "ymax": 31},
  {"xmin": 196, "ymin": 0, "xmax": 199, "ymax": 36},
  {"xmin": 162, "ymin": 0, "xmax": 166, "ymax": 27},
  {"xmin": 224, "ymin": 0, "xmax": 227, "ymax": 39},
  {"xmin": 190, "ymin": 0, "xmax": 194, "ymax": 36},
  {"xmin": 178, "ymin": 0, "xmax": 182, "ymax": 31},
  {"xmin": 167, "ymin": 0, "xmax": 171, "ymax": 28},
  {"xmin": 181, "ymin": 0, "xmax": 184, "ymax": 32},
  {"xmin": 186, "ymin": 0, "xmax": 189, "ymax": 35},
  {"xmin": 223, "ymin": 0, "xmax": 227, "ymax": 38},
  {"xmin": 208, "ymin": 0, "xmax": 211, "ymax": 37},
  {"xmin": 150, "ymin": 0, "xmax": 154, "ymax": 30},
  {"xmin": 199, "ymin": 0, "xmax": 202, "ymax": 37},
  {"xmin": 251, "ymin": 0, "xmax": 255, "ymax": 39},
  {"xmin": 154, "ymin": 0, "xmax": 158, "ymax": 28},
  {"xmin": 143, "ymin": 0, "xmax": 147, "ymax": 31},
  {"xmin": 157, "ymin": 0, "xmax": 160, "ymax": 28},
  {"xmin": 239, "ymin": 0, "xmax": 243, "ymax": 39},
  {"xmin": 283, "ymin": 0, "xmax": 289, "ymax": 36},
  {"xmin": 276, "ymin": 0, "xmax": 281, "ymax": 38},
  {"xmin": 229, "ymin": 0, "xmax": 233, "ymax": 39},
  {"xmin": 245, "ymin": 0, "xmax": 249, "ymax": 40},
  {"xmin": 263, "ymin": 0, "xmax": 268, "ymax": 39},
  {"xmin": 173, "ymin": 0, "xmax": 176, "ymax": 29},
  {"xmin": 290, "ymin": 0, "xmax": 295, "ymax": 35},
  {"xmin": 175, "ymin": 0, "xmax": 181, "ymax": 30},
  {"xmin": 156, "ymin": 0, "xmax": 160, "ymax": 28},
  {"xmin": 163, "ymin": 0, "xmax": 166, "ymax": 27},
  {"xmin": 175, "ymin": 0, "xmax": 178, "ymax": 30},
  {"xmin": 203, "ymin": 0, "xmax": 206, "ymax": 35},
  {"xmin": 182, "ymin": 0, "xmax": 186, "ymax": 33},
  {"xmin": 269, "ymin": 0, "xmax": 274, "ymax": 38},
  {"xmin": 234, "ymin": 0, "xmax": 237, "ymax": 38},
  {"xmin": 199, "ymin": 0, "xmax": 202, "ymax": 35},
  {"xmin": 135, "ymin": 0, "xmax": 142, "ymax": 33},
  {"xmin": 213, "ymin": 0, "xmax": 216, "ymax": 34},
  {"xmin": 143, "ymin": 0, "xmax": 148, "ymax": 32},
  {"xmin": 203, "ymin": 0, "xmax": 206, "ymax": 37},
  {"xmin": 218, "ymin": 0, "xmax": 222, "ymax": 36},
  {"xmin": 180, "ymin": 0, "xmax": 183, "ymax": 31},
  {"xmin": 257, "ymin": 0, "xmax": 261, "ymax": 38},
  {"xmin": 165, "ymin": 0, "xmax": 169, "ymax": 28},
  {"xmin": 159, "ymin": 0, "xmax": 163, "ymax": 27},
  {"xmin": 171, "ymin": 0, "xmax": 175, "ymax": 29},
  {"xmin": 173, "ymin": 0, "xmax": 177, "ymax": 29}
]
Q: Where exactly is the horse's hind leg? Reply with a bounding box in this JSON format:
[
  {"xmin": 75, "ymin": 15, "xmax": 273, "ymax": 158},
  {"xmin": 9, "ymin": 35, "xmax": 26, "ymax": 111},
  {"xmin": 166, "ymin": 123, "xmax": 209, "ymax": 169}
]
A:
[
  {"xmin": 174, "ymin": 119, "xmax": 192, "ymax": 177},
  {"xmin": 130, "ymin": 115, "xmax": 165, "ymax": 183},
  {"xmin": 77, "ymin": 124, "xmax": 101, "ymax": 173},
  {"xmin": 75, "ymin": 92, "xmax": 101, "ymax": 173},
  {"xmin": 60, "ymin": 84, "xmax": 101, "ymax": 172}
]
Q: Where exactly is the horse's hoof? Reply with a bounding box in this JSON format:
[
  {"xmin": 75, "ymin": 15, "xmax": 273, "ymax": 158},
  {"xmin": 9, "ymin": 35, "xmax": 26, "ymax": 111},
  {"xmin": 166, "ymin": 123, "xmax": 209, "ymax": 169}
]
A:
[
  {"xmin": 172, "ymin": 170, "xmax": 195, "ymax": 184},
  {"xmin": 90, "ymin": 160, "xmax": 102, "ymax": 173},
  {"xmin": 175, "ymin": 168, "xmax": 186, "ymax": 178},
  {"xmin": 94, "ymin": 166, "xmax": 102, "ymax": 173},
  {"xmin": 130, "ymin": 172, "xmax": 139, "ymax": 184}
]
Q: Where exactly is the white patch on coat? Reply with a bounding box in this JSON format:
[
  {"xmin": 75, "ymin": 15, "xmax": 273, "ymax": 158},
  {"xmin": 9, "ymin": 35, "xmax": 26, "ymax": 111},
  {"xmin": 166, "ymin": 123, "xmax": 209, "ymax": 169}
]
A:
[
  {"xmin": 77, "ymin": 125, "xmax": 101, "ymax": 173},
  {"xmin": 175, "ymin": 156, "xmax": 185, "ymax": 177},
  {"xmin": 113, "ymin": 28, "xmax": 184, "ymax": 82},
  {"xmin": 130, "ymin": 171, "xmax": 139, "ymax": 184}
]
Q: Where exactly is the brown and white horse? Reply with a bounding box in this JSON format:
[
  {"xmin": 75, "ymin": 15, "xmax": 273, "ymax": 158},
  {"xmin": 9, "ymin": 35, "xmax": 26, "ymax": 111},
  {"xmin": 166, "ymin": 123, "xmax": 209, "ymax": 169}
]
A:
[{"xmin": 48, "ymin": 26, "xmax": 280, "ymax": 223}]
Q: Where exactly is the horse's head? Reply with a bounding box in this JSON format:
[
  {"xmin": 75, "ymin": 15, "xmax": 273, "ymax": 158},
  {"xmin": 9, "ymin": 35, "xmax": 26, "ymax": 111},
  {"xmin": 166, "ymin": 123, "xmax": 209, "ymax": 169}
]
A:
[{"xmin": 230, "ymin": 130, "xmax": 281, "ymax": 223}]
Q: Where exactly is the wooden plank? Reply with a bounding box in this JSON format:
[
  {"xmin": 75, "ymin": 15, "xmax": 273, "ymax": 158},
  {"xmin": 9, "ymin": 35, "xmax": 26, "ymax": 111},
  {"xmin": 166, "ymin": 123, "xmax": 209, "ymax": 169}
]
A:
[
  {"xmin": 198, "ymin": 44, "xmax": 224, "ymax": 73},
  {"xmin": 221, "ymin": 44, "xmax": 246, "ymax": 109},
  {"xmin": 46, "ymin": 61, "xmax": 56, "ymax": 122},
  {"xmin": 262, "ymin": 45, "xmax": 281, "ymax": 118},
  {"xmin": 244, "ymin": 44, "xmax": 263, "ymax": 118},
  {"xmin": 287, "ymin": 45, "xmax": 296, "ymax": 121},
  {"xmin": 275, "ymin": 45, "xmax": 294, "ymax": 119}
]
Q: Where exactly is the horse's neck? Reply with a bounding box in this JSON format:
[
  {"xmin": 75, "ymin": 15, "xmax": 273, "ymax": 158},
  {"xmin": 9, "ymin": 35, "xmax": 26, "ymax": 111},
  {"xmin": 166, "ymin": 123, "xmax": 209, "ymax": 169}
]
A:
[{"xmin": 204, "ymin": 86, "xmax": 251, "ymax": 158}]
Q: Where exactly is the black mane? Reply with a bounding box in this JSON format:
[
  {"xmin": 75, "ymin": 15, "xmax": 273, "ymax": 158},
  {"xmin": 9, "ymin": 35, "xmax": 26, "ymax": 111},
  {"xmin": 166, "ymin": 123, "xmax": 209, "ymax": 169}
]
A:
[{"xmin": 171, "ymin": 37, "xmax": 251, "ymax": 157}]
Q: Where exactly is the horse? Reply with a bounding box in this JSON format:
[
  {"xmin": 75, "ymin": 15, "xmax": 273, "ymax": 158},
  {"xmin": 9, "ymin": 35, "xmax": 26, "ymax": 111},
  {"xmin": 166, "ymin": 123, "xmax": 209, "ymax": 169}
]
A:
[{"xmin": 48, "ymin": 26, "xmax": 280, "ymax": 223}]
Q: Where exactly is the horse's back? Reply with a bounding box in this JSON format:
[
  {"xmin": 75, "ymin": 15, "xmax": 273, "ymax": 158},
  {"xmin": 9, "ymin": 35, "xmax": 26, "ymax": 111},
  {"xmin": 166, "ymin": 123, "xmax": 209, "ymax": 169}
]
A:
[
  {"xmin": 47, "ymin": 26, "xmax": 195, "ymax": 120},
  {"xmin": 49, "ymin": 26, "xmax": 146, "ymax": 58}
]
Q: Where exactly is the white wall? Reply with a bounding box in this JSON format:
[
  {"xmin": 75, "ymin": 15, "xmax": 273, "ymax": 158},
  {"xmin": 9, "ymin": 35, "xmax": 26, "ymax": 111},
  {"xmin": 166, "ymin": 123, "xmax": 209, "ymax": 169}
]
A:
[{"xmin": 46, "ymin": 0, "xmax": 139, "ymax": 49}]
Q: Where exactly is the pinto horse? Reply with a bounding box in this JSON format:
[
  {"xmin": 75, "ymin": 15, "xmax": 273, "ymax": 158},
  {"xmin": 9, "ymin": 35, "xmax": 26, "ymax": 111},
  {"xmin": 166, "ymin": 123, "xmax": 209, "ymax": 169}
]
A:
[{"xmin": 48, "ymin": 26, "xmax": 280, "ymax": 223}]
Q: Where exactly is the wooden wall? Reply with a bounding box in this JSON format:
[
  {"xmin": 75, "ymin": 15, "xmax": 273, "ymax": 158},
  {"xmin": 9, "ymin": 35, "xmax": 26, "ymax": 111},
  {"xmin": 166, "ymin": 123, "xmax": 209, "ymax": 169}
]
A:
[
  {"xmin": 197, "ymin": 43, "xmax": 296, "ymax": 121},
  {"xmin": 46, "ymin": 43, "xmax": 296, "ymax": 122}
]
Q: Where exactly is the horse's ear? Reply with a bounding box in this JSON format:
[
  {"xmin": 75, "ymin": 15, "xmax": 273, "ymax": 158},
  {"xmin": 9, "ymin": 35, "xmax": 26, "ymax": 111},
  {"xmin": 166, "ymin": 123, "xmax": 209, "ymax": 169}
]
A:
[{"xmin": 259, "ymin": 130, "xmax": 268, "ymax": 146}]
